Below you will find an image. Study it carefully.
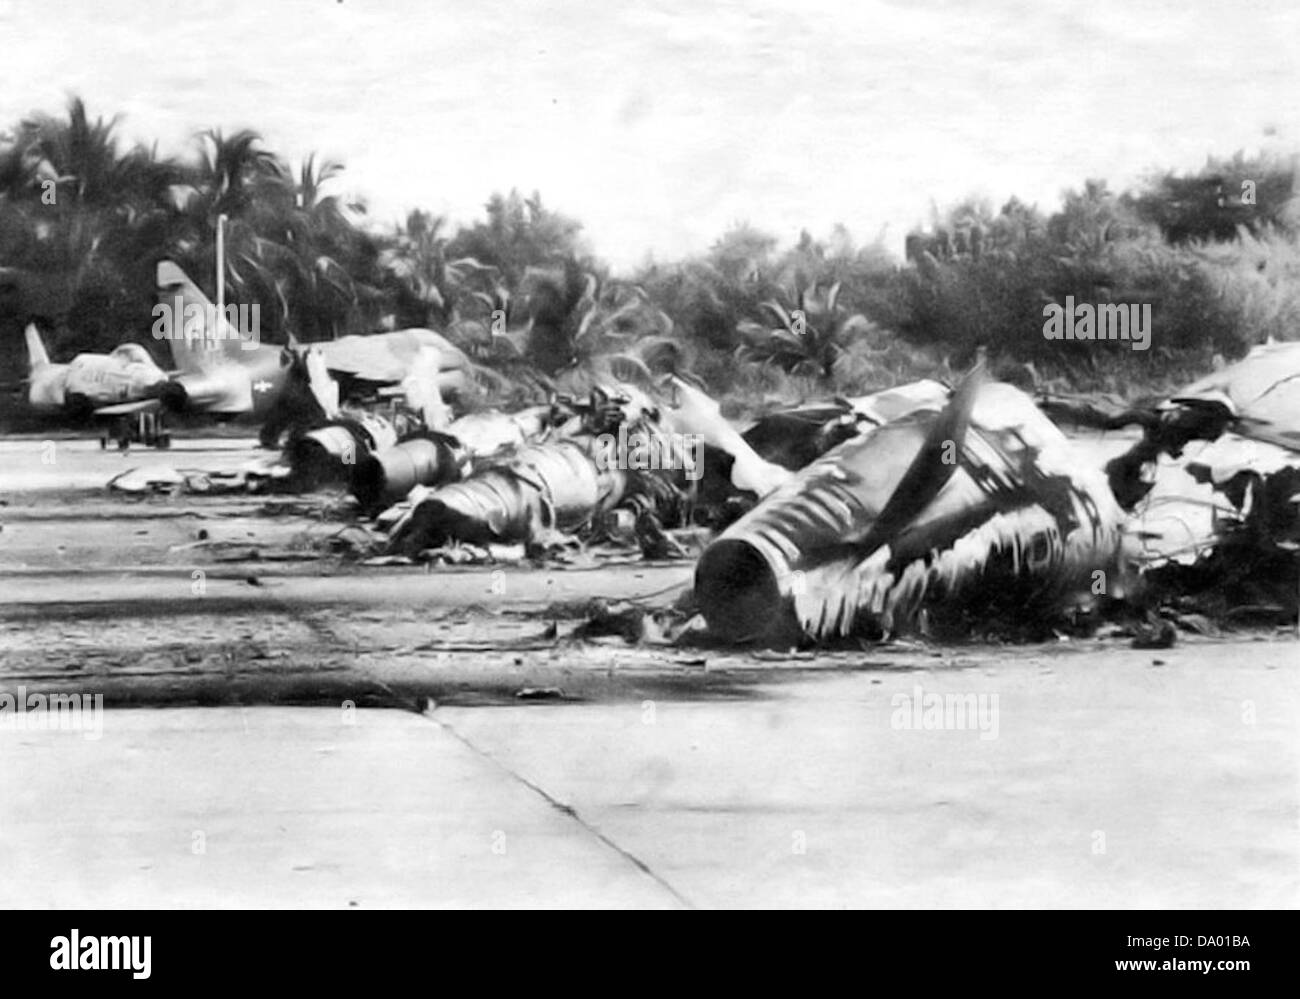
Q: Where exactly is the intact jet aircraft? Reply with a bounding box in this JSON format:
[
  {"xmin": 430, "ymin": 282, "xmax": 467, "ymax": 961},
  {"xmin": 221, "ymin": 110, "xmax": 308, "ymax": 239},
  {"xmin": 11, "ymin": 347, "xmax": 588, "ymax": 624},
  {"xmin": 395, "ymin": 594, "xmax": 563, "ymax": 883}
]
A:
[{"xmin": 23, "ymin": 322, "xmax": 168, "ymax": 416}]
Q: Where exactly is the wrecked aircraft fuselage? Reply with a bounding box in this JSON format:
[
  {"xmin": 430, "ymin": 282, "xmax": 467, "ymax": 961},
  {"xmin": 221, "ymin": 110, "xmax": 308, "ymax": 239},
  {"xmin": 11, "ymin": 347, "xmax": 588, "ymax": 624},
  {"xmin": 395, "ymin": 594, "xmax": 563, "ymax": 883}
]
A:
[
  {"xmin": 696, "ymin": 376, "xmax": 1134, "ymax": 643},
  {"xmin": 380, "ymin": 382, "xmax": 785, "ymax": 555},
  {"xmin": 353, "ymin": 407, "xmax": 552, "ymax": 509},
  {"xmin": 386, "ymin": 439, "xmax": 630, "ymax": 553},
  {"xmin": 286, "ymin": 412, "xmax": 401, "ymax": 490},
  {"xmin": 1112, "ymin": 342, "xmax": 1300, "ymax": 617}
]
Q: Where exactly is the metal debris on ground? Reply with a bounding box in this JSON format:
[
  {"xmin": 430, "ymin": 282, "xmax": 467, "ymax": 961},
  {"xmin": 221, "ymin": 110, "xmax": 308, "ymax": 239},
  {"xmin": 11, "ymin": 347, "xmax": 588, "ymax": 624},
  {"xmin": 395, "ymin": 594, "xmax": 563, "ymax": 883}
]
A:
[{"xmin": 97, "ymin": 343, "xmax": 1300, "ymax": 645}]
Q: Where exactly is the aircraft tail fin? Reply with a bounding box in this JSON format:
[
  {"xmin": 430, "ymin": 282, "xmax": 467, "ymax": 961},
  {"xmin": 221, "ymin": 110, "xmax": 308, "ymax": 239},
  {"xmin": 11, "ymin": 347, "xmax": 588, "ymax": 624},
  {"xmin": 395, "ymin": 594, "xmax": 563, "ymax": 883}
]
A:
[
  {"xmin": 24, "ymin": 323, "xmax": 51, "ymax": 371},
  {"xmin": 155, "ymin": 260, "xmax": 262, "ymax": 374}
]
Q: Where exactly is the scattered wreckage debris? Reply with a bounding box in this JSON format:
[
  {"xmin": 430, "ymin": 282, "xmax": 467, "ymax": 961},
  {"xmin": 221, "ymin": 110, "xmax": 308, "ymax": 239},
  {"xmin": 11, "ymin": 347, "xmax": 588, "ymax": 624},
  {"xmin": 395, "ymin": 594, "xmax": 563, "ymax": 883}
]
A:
[
  {"xmin": 107, "ymin": 456, "xmax": 292, "ymax": 496},
  {"xmin": 740, "ymin": 379, "xmax": 951, "ymax": 470},
  {"xmin": 381, "ymin": 386, "xmax": 653, "ymax": 555},
  {"xmin": 1080, "ymin": 341, "xmax": 1300, "ymax": 623},
  {"xmin": 515, "ymin": 687, "xmax": 566, "ymax": 701},
  {"xmin": 571, "ymin": 598, "xmax": 701, "ymax": 645},
  {"xmin": 379, "ymin": 377, "xmax": 803, "ymax": 558},
  {"xmin": 95, "ymin": 335, "xmax": 1300, "ymax": 643}
]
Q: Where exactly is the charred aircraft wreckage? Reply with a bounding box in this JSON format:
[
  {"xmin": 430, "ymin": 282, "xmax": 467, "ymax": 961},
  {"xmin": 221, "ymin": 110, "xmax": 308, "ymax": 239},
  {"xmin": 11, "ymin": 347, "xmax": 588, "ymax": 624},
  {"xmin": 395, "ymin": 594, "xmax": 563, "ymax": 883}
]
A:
[
  {"xmin": 173, "ymin": 332, "xmax": 1300, "ymax": 646},
  {"xmin": 696, "ymin": 370, "xmax": 1135, "ymax": 643}
]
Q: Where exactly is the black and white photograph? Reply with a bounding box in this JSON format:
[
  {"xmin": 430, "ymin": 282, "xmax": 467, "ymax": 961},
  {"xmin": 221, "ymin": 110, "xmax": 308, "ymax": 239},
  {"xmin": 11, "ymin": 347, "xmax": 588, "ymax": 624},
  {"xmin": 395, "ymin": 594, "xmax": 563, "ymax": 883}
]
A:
[{"xmin": 0, "ymin": 0, "xmax": 1295, "ymax": 940}]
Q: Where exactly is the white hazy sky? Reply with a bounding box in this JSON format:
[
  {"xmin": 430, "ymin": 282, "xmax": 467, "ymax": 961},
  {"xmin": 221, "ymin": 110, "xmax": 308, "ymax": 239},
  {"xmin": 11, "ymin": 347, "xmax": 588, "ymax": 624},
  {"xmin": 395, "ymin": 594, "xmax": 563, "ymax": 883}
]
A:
[{"xmin": 2, "ymin": 0, "xmax": 1297, "ymax": 270}]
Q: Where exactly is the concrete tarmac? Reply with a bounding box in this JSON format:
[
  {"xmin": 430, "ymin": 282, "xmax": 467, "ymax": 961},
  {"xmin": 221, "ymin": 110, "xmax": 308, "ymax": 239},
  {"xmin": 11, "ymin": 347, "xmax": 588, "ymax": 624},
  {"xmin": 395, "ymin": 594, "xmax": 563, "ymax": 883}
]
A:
[{"xmin": 2, "ymin": 432, "xmax": 1297, "ymax": 908}]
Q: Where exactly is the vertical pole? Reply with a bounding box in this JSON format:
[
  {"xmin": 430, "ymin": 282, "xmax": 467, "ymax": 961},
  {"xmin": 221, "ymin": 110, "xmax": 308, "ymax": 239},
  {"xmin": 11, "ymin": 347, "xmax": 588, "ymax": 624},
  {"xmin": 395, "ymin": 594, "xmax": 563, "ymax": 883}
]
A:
[{"xmin": 216, "ymin": 213, "xmax": 227, "ymax": 347}]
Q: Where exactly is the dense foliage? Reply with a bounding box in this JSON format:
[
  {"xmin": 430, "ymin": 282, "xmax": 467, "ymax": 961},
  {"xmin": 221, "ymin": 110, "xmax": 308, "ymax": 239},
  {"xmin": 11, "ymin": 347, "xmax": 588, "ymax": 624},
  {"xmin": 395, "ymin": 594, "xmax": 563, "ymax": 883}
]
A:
[{"xmin": 2, "ymin": 98, "xmax": 1297, "ymax": 410}]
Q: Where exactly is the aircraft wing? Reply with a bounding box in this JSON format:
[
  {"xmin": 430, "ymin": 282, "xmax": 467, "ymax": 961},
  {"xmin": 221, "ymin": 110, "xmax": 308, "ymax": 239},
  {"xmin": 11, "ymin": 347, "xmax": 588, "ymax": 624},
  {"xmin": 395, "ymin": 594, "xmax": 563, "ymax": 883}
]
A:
[
  {"xmin": 315, "ymin": 330, "xmax": 467, "ymax": 383},
  {"xmin": 94, "ymin": 399, "xmax": 161, "ymax": 417}
]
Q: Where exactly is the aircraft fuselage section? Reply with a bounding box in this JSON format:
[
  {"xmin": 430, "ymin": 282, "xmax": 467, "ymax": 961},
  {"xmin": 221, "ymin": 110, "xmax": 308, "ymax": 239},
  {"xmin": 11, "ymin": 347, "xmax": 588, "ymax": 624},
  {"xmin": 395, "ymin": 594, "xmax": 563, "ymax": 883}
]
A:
[
  {"xmin": 65, "ymin": 352, "xmax": 167, "ymax": 402},
  {"xmin": 29, "ymin": 351, "xmax": 167, "ymax": 411}
]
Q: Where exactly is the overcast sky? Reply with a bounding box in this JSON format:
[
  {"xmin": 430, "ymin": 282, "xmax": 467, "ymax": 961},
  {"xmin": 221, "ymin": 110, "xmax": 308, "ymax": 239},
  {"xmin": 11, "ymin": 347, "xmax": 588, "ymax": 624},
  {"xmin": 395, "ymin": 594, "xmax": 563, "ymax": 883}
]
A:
[{"xmin": 2, "ymin": 0, "xmax": 1297, "ymax": 269}]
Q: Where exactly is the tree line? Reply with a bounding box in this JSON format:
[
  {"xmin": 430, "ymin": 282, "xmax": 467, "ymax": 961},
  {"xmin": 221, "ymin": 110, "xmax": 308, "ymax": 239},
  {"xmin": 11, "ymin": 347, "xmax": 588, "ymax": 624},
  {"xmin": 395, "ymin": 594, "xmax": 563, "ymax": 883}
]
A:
[{"xmin": 2, "ymin": 98, "xmax": 1296, "ymax": 408}]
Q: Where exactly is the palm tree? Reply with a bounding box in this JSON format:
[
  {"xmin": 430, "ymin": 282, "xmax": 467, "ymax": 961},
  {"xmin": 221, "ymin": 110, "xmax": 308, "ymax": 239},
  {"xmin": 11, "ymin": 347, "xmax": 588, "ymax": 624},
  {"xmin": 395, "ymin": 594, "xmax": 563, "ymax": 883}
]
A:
[
  {"xmin": 0, "ymin": 98, "xmax": 182, "ymax": 348},
  {"xmin": 192, "ymin": 128, "xmax": 287, "ymax": 217},
  {"xmin": 378, "ymin": 209, "xmax": 497, "ymax": 330},
  {"xmin": 738, "ymin": 279, "xmax": 875, "ymax": 378},
  {"xmin": 165, "ymin": 135, "xmax": 382, "ymax": 342},
  {"xmin": 273, "ymin": 154, "xmax": 375, "ymax": 339}
]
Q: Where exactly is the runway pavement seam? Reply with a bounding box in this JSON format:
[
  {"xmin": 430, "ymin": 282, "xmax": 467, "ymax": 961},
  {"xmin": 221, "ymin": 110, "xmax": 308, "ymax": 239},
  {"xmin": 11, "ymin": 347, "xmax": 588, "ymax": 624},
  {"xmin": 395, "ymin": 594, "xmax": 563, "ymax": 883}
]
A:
[{"xmin": 421, "ymin": 707, "xmax": 697, "ymax": 910}]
